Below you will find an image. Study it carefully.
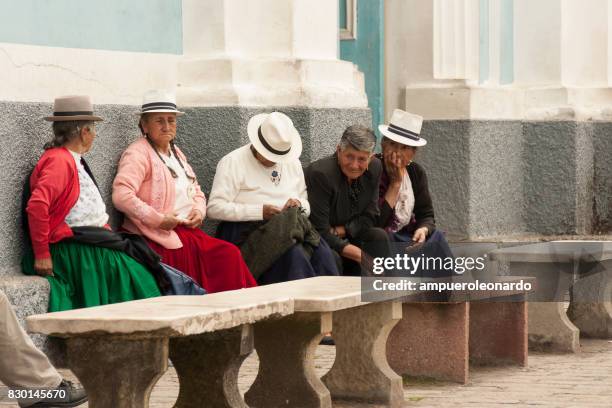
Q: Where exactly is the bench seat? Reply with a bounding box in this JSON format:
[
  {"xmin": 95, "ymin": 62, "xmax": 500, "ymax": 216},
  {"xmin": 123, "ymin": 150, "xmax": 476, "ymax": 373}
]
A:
[
  {"xmin": 489, "ymin": 240, "xmax": 612, "ymax": 352},
  {"xmin": 27, "ymin": 275, "xmax": 533, "ymax": 407}
]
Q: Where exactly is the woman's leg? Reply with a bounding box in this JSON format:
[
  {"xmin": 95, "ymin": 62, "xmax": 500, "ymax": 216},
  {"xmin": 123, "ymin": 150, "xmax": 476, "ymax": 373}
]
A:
[
  {"xmin": 309, "ymin": 238, "xmax": 340, "ymax": 276},
  {"xmin": 257, "ymin": 244, "xmax": 318, "ymax": 285}
]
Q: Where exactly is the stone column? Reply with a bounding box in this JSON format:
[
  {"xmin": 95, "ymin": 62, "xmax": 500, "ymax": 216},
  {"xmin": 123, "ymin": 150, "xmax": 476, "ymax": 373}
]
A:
[
  {"xmin": 177, "ymin": 0, "xmax": 370, "ymax": 190},
  {"xmin": 387, "ymin": 0, "xmax": 609, "ymax": 238}
]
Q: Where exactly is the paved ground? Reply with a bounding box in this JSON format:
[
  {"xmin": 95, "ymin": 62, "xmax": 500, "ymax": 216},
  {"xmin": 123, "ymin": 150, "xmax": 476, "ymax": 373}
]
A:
[{"xmin": 2, "ymin": 339, "xmax": 611, "ymax": 407}]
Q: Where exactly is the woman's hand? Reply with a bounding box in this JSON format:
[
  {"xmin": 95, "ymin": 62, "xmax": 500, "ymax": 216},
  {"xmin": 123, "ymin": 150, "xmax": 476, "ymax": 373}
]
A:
[
  {"xmin": 263, "ymin": 204, "xmax": 282, "ymax": 220},
  {"xmin": 330, "ymin": 225, "xmax": 347, "ymax": 238},
  {"xmin": 282, "ymin": 198, "xmax": 301, "ymax": 210},
  {"xmin": 159, "ymin": 213, "xmax": 182, "ymax": 231},
  {"xmin": 412, "ymin": 227, "xmax": 428, "ymax": 243},
  {"xmin": 340, "ymin": 244, "xmax": 361, "ymax": 263},
  {"xmin": 34, "ymin": 257, "xmax": 54, "ymax": 277},
  {"xmin": 383, "ymin": 151, "xmax": 406, "ymax": 185},
  {"xmin": 183, "ymin": 209, "xmax": 204, "ymax": 229}
]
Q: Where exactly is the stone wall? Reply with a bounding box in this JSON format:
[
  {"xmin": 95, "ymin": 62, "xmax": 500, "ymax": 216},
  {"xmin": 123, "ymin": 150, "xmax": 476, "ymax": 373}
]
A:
[{"xmin": 418, "ymin": 119, "xmax": 610, "ymax": 240}]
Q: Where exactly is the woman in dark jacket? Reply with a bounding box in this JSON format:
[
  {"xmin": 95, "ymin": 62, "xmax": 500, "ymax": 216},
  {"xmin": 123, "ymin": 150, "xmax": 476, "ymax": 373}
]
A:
[{"xmin": 377, "ymin": 110, "xmax": 453, "ymax": 276}]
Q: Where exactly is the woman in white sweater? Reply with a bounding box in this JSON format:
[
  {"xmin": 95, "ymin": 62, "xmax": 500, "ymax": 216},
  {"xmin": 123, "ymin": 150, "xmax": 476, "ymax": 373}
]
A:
[{"xmin": 207, "ymin": 112, "xmax": 338, "ymax": 284}]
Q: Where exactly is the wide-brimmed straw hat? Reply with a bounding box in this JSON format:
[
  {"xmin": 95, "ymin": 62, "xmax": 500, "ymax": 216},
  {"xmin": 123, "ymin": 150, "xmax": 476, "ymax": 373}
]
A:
[
  {"xmin": 136, "ymin": 90, "xmax": 184, "ymax": 116},
  {"xmin": 44, "ymin": 95, "xmax": 103, "ymax": 122},
  {"xmin": 247, "ymin": 112, "xmax": 302, "ymax": 163},
  {"xmin": 379, "ymin": 109, "xmax": 427, "ymax": 147}
]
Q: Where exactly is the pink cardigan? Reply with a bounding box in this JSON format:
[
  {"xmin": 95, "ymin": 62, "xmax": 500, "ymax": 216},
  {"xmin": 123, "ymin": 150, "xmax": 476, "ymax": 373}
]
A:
[{"xmin": 112, "ymin": 138, "xmax": 207, "ymax": 249}]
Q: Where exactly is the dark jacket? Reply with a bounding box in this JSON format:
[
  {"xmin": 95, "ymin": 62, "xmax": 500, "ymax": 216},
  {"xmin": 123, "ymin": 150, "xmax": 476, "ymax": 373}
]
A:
[
  {"xmin": 377, "ymin": 156, "xmax": 436, "ymax": 235},
  {"xmin": 240, "ymin": 207, "xmax": 320, "ymax": 280},
  {"xmin": 305, "ymin": 153, "xmax": 382, "ymax": 253}
]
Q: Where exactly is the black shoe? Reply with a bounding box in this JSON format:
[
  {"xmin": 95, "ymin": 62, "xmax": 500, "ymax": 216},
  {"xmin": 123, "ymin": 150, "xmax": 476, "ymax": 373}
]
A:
[
  {"xmin": 20, "ymin": 379, "xmax": 88, "ymax": 408},
  {"xmin": 319, "ymin": 335, "xmax": 335, "ymax": 346}
]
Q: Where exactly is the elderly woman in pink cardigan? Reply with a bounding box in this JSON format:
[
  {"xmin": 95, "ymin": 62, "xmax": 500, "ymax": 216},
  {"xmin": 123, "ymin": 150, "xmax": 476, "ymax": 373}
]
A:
[{"xmin": 112, "ymin": 91, "xmax": 256, "ymax": 292}]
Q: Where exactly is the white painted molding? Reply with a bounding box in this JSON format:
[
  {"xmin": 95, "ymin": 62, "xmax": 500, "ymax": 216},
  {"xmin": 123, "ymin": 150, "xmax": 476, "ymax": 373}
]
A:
[
  {"xmin": 433, "ymin": 0, "xmax": 479, "ymax": 81},
  {"xmin": 340, "ymin": 0, "xmax": 357, "ymax": 41}
]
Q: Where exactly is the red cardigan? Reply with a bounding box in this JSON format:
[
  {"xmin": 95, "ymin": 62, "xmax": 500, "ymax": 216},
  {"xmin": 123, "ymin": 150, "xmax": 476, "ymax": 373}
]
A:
[{"xmin": 27, "ymin": 148, "xmax": 79, "ymax": 260}]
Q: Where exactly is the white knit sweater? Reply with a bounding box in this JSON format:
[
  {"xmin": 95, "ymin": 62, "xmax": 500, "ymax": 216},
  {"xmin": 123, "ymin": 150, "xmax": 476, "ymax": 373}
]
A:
[{"xmin": 207, "ymin": 145, "xmax": 310, "ymax": 221}]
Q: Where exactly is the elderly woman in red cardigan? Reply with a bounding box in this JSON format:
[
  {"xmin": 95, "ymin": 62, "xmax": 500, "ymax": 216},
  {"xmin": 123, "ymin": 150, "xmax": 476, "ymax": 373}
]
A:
[
  {"xmin": 112, "ymin": 91, "xmax": 256, "ymax": 292},
  {"xmin": 22, "ymin": 96, "xmax": 161, "ymax": 311}
]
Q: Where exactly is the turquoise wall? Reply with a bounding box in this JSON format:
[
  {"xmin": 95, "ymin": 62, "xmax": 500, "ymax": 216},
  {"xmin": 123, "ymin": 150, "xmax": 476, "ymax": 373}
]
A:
[
  {"xmin": 499, "ymin": 0, "xmax": 514, "ymax": 84},
  {"xmin": 0, "ymin": 0, "xmax": 182, "ymax": 54},
  {"xmin": 479, "ymin": 0, "xmax": 514, "ymax": 84},
  {"xmin": 339, "ymin": 0, "xmax": 384, "ymax": 134}
]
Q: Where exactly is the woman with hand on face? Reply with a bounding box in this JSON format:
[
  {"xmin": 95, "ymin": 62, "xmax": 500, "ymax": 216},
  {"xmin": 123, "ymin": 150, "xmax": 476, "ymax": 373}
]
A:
[
  {"xmin": 377, "ymin": 110, "xmax": 453, "ymax": 276},
  {"xmin": 305, "ymin": 125, "xmax": 391, "ymax": 276},
  {"xmin": 377, "ymin": 110, "xmax": 436, "ymax": 243},
  {"xmin": 112, "ymin": 91, "xmax": 256, "ymax": 293}
]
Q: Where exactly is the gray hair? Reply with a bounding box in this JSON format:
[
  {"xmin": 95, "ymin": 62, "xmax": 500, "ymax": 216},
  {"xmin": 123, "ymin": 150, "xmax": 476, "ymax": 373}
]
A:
[
  {"xmin": 338, "ymin": 125, "xmax": 376, "ymax": 153},
  {"xmin": 44, "ymin": 120, "xmax": 94, "ymax": 150}
]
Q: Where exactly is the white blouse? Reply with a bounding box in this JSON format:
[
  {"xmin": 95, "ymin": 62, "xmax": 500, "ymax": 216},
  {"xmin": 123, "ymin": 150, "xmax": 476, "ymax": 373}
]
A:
[
  {"xmin": 159, "ymin": 150, "xmax": 195, "ymax": 220},
  {"xmin": 394, "ymin": 171, "xmax": 415, "ymax": 231},
  {"xmin": 65, "ymin": 151, "xmax": 109, "ymax": 227}
]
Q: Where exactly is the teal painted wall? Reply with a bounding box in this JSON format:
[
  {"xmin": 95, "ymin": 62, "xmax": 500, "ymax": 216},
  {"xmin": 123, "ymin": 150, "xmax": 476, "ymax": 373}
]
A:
[
  {"xmin": 479, "ymin": 0, "xmax": 514, "ymax": 84},
  {"xmin": 339, "ymin": 0, "xmax": 384, "ymax": 134},
  {"xmin": 0, "ymin": 0, "xmax": 182, "ymax": 54},
  {"xmin": 500, "ymin": 0, "xmax": 514, "ymax": 84}
]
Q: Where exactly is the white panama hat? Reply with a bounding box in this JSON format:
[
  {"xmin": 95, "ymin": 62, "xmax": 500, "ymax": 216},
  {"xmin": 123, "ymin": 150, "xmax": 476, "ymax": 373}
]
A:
[
  {"xmin": 247, "ymin": 112, "xmax": 302, "ymax": 163},
  {"xmin": 136, "ymin": 90, "xmax": 184, "ymax": 116},
  {"xmin": 378, "ymin": 109, "xmax": 427, "ymax": 147}
]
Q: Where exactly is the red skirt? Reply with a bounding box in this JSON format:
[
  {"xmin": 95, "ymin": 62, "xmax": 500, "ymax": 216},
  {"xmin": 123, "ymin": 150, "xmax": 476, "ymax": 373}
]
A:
[{"xmin": 147, "ymin": 226, "xmax": 257, "ymax": 293}]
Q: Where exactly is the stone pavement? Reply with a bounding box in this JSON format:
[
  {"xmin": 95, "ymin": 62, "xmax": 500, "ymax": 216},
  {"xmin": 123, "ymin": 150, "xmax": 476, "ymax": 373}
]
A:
[{"xmin": 1, "ymin": 339, "xmax": 611, "ymax": 407}]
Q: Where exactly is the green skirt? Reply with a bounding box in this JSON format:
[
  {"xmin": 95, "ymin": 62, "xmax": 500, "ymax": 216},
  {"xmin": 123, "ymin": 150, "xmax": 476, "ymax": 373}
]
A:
[{"xmin": 22, "ymin": 241, "xmax": 161, "ymax": 312}]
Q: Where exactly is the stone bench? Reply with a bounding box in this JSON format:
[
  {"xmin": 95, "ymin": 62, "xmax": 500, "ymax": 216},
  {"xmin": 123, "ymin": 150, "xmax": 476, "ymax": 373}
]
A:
[
  {"xmin": 385, "ymin": 275, "xmax": 534, "ymax": 384},
  {"xmin": 27, "ymin": 275, "xmax": 533, "ymax": 407},
  {"xmin": 489, "ymin": 240, "xmax": 612, "ymax": 352},
  {"xmin": 27, "ymin": 289, "xmax": 294, "ymax": 408}
]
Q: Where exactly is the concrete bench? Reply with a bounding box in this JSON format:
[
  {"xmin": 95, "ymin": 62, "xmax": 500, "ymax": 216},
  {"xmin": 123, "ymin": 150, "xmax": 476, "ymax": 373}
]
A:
[
  {"xmin": 489, "ymin": 240, "xmax": 612, "ymax": 352},
  {"xmin": 385, "ymin": 275, "xmax": 533, "ymax": 384},
  {"xmin": 27, "ymin": 290, "xmax": 294, "ymax": 408},
  {"xmin": 27, "ymin": 275, "xmax": 532, "ymax": 407}
]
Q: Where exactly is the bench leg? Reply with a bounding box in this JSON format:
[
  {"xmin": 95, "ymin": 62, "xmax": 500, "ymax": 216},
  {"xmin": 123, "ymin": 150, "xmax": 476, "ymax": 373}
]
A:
[
  {"xmin": 386, "ymin": 302, "xmax": 469, "ymax": 384},
  {"xmin": 469, "ymin": 298, "xmax": 528, "ymax": 366},
  {"xmin": 170, "ymin": 325, "xmax": 253, "ymax": 408},
  {"xmin": 67, "ymin": 336, "xmax": 168, "ymax": 408},
  {"xmin": 528, "ymin": 302, "xmax": 580, "ymax": 352},
  {"xmin": 245, "ymin": 312, "xmax": 332, "ymax": 408},
  {"xmin": 322, "ymin": 301, "xmax": 403, "ymax": 407},
  {"xmin": 567, "ymin": 262, "xmax": 612, "ymax": 338}
]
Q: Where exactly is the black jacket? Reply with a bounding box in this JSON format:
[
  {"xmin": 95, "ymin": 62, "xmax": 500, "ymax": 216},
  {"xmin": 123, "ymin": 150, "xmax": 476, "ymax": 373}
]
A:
[{"xmin": 305, "ymin": 153, "xmax": 382, "ymax": 253}]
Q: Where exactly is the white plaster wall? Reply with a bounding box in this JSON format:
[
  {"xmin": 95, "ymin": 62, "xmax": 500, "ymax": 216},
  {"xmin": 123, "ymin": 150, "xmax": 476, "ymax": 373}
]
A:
[
  {"xmin": 0, "ymin": 43, "xmax": 178, "ymax": 104},
  {"xmin": 178, "ymin": 0, "xmax": 366, "ymax": 108},
  {"xmin": 224, "ymin": 0, "xmax": 293, "ymax": 58},
  {"xmin": 513, "ymin": 0, "xmax": 562, "ymax": 85},
  {"xmin": 561, "ymin": 0, "xmax": 609, "ymax": 87},
  {"xmin": 384, "ymin": 0, "xmax": 435, "ymax": 120},
  {"xmin": 292, "ymin": 0, "xmax": 337, "ymax": 59},
  {"xmin": 182, "ymin": 0, "xmax": 226, "ymax": 58}
]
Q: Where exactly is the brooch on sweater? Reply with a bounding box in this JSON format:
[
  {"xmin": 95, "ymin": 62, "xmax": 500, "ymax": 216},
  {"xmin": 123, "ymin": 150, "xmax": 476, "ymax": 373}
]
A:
[{"xmin": 270, "ymin": 169, "xmax": 281, "ymax": 186}]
